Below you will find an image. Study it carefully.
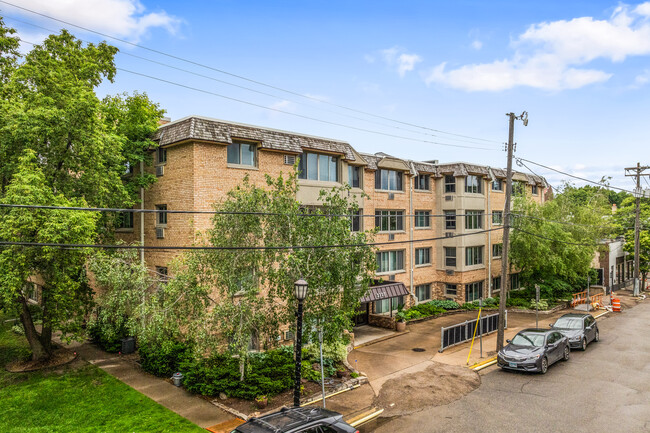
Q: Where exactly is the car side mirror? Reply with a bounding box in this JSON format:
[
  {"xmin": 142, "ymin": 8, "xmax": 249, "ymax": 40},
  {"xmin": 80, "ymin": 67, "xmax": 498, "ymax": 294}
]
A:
[{"xmin": 506, "ymin": 339, "xmax": 511, "ymax": 343}]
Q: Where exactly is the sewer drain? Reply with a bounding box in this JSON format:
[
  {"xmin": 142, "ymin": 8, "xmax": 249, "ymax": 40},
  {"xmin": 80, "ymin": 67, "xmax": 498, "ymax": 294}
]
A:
[{"xmin": 412, "ymin": 348, "xmax": 426, "ymax": 352}]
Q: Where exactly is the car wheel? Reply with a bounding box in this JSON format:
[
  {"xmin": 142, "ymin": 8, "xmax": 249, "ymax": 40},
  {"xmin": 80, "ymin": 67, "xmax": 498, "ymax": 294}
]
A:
[
  {"xmin": 563, "ymin": 346, "xmax": 570, "ymax": 361},
  {"xmin": 594, "ymin": 330, "xmax": 599, "ymax": 342},
  {"xmin": 540, "ymin": 357, "xmax": 548, "ymax": 374},
  {"xmin": 581, "ymin": 338, "xmax": 587, "ymax": 351}
]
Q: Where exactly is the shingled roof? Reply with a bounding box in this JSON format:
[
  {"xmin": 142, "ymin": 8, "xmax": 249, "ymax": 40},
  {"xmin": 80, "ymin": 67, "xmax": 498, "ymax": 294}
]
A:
[{"xmin": 153, "ymin": 116, "xmax": 359, "ymax": 161}]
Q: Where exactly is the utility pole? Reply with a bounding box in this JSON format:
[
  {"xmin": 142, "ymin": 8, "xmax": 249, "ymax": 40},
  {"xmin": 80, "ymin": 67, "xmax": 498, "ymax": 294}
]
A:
[
  {"xmin": 496, "ymin": 111, "xmax": 527, "ymax": 351},
  {"xmin": 624, "ymin": 163, "xmax": 650, "ymax": 297}
]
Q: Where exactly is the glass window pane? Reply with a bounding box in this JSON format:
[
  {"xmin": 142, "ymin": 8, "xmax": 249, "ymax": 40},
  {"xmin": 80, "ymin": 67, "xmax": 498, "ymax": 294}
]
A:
[
  {"xmin": 241, "ymin": 143, "xmax": 255, "ymax": 166},
  {"xmin": 307, "ymin": 153, "xmax": 318, "ymax": 180},
  {"xmin": 319, "ymin": 154, "xmax": 329, "ymax": 181},
  {"xmin": 227, "ymin": 143, "xmax": 239, "ymax": 164},
  {"xmin": 329, "ymin": 157, "xmax": 337, "ymax": 182},
  {"xmin": 298, "ymin": 154, "xmax": 307, "ymax": 179}
]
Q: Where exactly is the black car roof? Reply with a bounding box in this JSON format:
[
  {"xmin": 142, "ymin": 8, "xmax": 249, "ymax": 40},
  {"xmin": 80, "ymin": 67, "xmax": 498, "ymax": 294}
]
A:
[
  {"xmin": 519, "ymin": 328, "xmax": 555, "ymax": 334},
  {"xmin": 236, "ymin": 407, "xmax": 343, "ymax": 433},
  {"xmin": 558, "ymin": 313, "xmax": 592, "ymax": 318}
]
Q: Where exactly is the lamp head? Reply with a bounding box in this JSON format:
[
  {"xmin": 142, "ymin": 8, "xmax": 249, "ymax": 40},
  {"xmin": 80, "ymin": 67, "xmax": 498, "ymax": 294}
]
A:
[{"xmin": 294, "ymin": 279, "xmax": 308, "ymax": 301}]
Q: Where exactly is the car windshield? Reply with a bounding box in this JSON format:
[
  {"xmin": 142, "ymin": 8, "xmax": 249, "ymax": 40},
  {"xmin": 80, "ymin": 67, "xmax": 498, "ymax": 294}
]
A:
[
  {"xmin": 511, "ymin": 333, "xmax": 545, "ymax": 347},
  {"xmin": 554, "ymin": 318, "xmax": 583, "ymax": 329}
]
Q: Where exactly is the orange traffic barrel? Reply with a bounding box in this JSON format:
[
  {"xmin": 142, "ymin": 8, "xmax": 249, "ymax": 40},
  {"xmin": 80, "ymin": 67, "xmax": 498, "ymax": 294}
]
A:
[{"xmin": 612, "ymin": 298, "xmax": 621, "ymax": 312}]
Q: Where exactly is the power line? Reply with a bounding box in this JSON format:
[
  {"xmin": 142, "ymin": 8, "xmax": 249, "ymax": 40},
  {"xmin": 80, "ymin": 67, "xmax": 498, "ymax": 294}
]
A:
[
  {"xmin": 512, "ymin": 227, "xmax": 601, "ymax": 247},
  {"xmin": 3, "ymin": 14, "xmax": 498, "ymax": 147},
  {"xmin": 0, "ymin": 228, "xmax": 503, "ymax": 251},
  {"xmin": 0, "ymin": 203, "xmax": 501, "ymax": 219},
  {"xmin": 516, "ymin": 157, "xmax": 635, "ymax": 194},
  {"xmin": 0, "ymin": 2, "xmax": 502, "ymax": 145},
  {"xmin": 511, "ymin": 213, "xmax": 635, "ymax": 230},
  {"xmin": 117, "ymin": 68, "xmax": 496, "ymax": 151}
]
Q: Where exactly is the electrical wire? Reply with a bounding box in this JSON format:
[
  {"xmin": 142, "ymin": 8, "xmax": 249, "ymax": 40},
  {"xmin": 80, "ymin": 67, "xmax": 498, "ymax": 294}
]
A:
[
  {"xmin": 512, "ymin": 227, "xmax": 601, "ymax": 247},
  {"xmin": 511, "ymin": 214, "xmax": 635, "ymax": 230},
  {"xmin": 3, "ymin": 14, "xmax": 498, "ymax": 147},
  {"xmin": 0, "ymin": 228, "xmax": 503, "ymax": 251},
  {"xmin": 0, "ymin": 2, "xmax": 502, "ymax": 145},
  {"xmin": 516, "ymin": 157, "xmax": 635, "ymax": 195},
  {"xmin": 0, "ymin": 203, "xmax": 502, "ymax": 219}
]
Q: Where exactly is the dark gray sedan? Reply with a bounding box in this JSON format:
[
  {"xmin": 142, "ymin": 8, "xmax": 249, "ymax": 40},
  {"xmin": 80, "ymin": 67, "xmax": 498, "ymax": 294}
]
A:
[
  {"xmin": 497, "ymin": 329, "xmax": 570, "ymax": 374},
  {"xmin": 550, "ymin": 313, "xmax": 599, "ymax": 350}
]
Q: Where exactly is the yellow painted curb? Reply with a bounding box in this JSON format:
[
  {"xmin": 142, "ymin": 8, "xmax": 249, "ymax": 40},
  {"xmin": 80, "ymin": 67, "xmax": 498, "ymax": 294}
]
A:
[
  {"xmin": 472, "ymin": 359, "xmax": 497, "ymax": 371},
  {"xmin": 593, "ymin": 311, "xmax": 610, "ymax": 319},
  {"xmin": 469, "ymin": 356, "xmax": 497, "ymax": 370},
  {"xmin": 348, "ymin": 408, "xmax": 384, "ymax": 427}
]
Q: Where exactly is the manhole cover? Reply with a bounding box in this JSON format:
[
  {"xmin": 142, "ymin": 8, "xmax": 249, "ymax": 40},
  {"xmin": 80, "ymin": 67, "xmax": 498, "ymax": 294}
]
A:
[{"xmin": 412, "ymin": 348, "xmax": 426, "ymax": 352}]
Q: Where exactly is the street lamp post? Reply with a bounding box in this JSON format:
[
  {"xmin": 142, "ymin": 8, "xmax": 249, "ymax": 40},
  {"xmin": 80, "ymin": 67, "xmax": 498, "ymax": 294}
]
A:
[{"xmin": 293, "ymin": 279, "xmax": 308, "ymax": 407}]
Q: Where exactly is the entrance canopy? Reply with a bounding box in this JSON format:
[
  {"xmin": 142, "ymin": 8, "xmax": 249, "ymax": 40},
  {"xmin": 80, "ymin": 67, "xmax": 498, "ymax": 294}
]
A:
[{"xmin": 360, "ymin": 282, "xmax": 409, "ymax": 303}]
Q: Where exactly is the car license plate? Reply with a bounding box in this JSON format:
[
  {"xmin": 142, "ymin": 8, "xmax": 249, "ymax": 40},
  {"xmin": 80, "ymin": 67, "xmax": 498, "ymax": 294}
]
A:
[{"xmin": 508, "ymin": 362, "xmax": 517, "ymax": 368}]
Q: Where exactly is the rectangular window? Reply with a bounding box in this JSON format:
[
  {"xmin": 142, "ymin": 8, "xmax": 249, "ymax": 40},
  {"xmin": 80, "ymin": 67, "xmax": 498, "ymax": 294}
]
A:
[
  {"xmin": 351, "ymin": 209, "xmax": 362, "ymax": 232},
  {"xmin": 492, "ymin": 179, "xmax": 503, "ymax": 191},
  {"xmin": 445, "ymin": 284, "xmax": 457, "ymax": 297},
  {"xmin": 465, "ymin": 210, "xmax": 483, "ymax": 230},
  {"xmin": 375, "ymin": 169, "xmax": 403, "ymax": 191},
  {"xmin": 415, "ymin": 247, "xmax": 431, "ymax": 266},
  {"xmin": 531, "ymin": 184, "xmax": 538, "ymax": 195},
  {"xmin": 492, "ymin": 211, "xmax": 503, "ymax": 225},
  {"xmin": 376, "ymin": 250, "xmax": 405, "ymax": 273},
  {"xmin": 156, "ymin": 266, "xmax": 168, "ymax": 284},
  {"xmin": 157, "ymin": 147, "xmax": 167, "ymax": 164},
  {"xmin": 375, "ymin": 210, "xmax": 404, "ymax": 232},
  {"xmin": 374, "ymin": 296, "xmax": 404, "ymax": 313},
  {"xmin": 348, "ymin": 165, "xmax": 361, "ymax": 188},
  {"xmin": 298, "ymin": 152, "xmax": 338, "ymax": 181},
  {"xmin": 465, "ymin": 175, "xmax": 482, "ymax": 194},
  {"xmin": 415, "ymin": 211, "xmax": 431, "ymax": 228},
  {"xmin": 465, "ymin": 246, "xmax": 484, "ymax": 266},
  {"xmin": 156, "ymin": 204, "xmax": 167, "ymax": 225},
  {"xmin": 510, "ymin": 273, "xmax": 521, "ymax": 290},
  {"xmin": 414, "ymin": 174, "xmax": 430, "ymax": 190},
  {"xmin": 227, "ymin": 141, "xmax": 257, "ymax": 166},
  {"xmin": 415, "ymin": 284, "xmax": 431, "ymax": 302},
  {"xmin": 445, "ymin": 211, "xmax": 456, "ymax": 230},
  {"xmin": 492, "ymin": 276, "xmax": 501, "ymax": 292},
  {"xmin": 492, "ymin": 243, "xmax": 503, "ymax": 257},
  {"xmin": 444, "ymin": 247, "xmax": 456, "ymax": 267},
  {"xmin": 465, "ymin": 281, "xmax": 483, "ymax": 302},
  {"xmin": 444, "ymin": 175, "xmax": 456, "ymax": 193},
  {"xmin": 118, "ymin": 211, "xmax": 134, "ymax": 229}
]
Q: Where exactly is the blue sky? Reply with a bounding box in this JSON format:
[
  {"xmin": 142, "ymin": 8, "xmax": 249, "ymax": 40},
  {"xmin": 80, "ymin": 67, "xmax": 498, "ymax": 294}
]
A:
[{"xmin": 4, "ymin": 0, "xmax": 650, "ymax": 192}]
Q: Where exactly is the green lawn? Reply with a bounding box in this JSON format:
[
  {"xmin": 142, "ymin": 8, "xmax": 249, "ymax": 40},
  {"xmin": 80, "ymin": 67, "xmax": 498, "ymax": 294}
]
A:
[{"xmin": 0, "ymin": 313, "xmax": 205, "ymax": 433}]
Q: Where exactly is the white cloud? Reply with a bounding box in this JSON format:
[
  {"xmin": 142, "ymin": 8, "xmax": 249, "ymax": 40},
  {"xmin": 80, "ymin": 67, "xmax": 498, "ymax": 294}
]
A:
[
  {"xmin": 10, "ymin": 0, "xmax": 181, "ymax": 42},
  {"xmin": 426, "ymin": 2, "xmax": 650, "ymax": 91},
  {"xmin": 634, "ymin": 69, "xmax": 650, "ymax": 86},
  {"xmin": 380, "ymin": 46, "xmax": 422, "ymax": 77},
  {"xmin": 269, "ymin": 100, "xmax": 293, "ymax": 111},
  {"xmin": 471, "ymin": 40, "xmax": 483, "ymax": 50}
]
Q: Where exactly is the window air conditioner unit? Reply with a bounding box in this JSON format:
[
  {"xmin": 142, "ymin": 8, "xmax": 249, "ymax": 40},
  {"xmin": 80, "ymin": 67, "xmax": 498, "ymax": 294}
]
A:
[
  {"xmin": 156, "ymin": 227, "xmax": 165, "ymax": 239},
  {"xmin": 284, "ymin": 155, "xmax": 296, "ymax": 165},
  {"xmin": 446, "ymin": 269, "xmax": 455, "ymax": 276},
  {"xmin": 283, "ymin": 330, "xmax": 294, "ymax": 341},
  {"xmin": 389, "ymin": 274, "xmax": 396, "ymax": 281},
  {"xmin": 388, "ymin": 193, "xmax": 395, "ymax": 200},
  {"xmin": 445, "ymin": 195, "xmax": 453, "ymax": 201},
  {"xmin": 388, "ymin": 233, "xmax": 395, "ymax": 241},
  {"xmin": 445, "ymin": 232, "xmax": 454, "ymax": 238},
  {"xmin": 155, "ymin": 165, "xmax": 164, "ymax": 177}
]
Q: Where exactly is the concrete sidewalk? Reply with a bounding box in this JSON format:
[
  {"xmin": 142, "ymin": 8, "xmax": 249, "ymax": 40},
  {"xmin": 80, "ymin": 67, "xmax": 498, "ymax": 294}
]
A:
[{"xmin": 61, "ymin": 340, "xmax": 234, "ymax": 429}]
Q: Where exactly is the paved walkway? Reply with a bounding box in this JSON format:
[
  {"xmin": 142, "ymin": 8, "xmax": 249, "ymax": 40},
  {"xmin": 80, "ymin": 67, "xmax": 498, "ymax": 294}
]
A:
[{"xmin": 60, "ymin": 340, "xmax": 234, "ymax": 429}]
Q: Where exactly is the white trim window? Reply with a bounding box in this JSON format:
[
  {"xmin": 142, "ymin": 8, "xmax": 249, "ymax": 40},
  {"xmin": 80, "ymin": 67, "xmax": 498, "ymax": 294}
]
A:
[
  {"xmin": 415, "ymin": 247, "xmax": 431, "ymax": 266},
  {"xmin": 375, "ymin": 169, "xmax": 403, "ymax": 191},
  {"xmin": 415, "ymin": 284, "xmax": 431, "ymax": 302},
  {"xmin": 465, "ymin": 246, "xmax": 484, "ymax": 266},
  {"xmin": 415, "ymin": 211, "xmax": 431, "ymax": 228},
  {"xmin": 376, "ymin": 250, "xmax": 405, "ymax": 273},
  {"xmin": 375, "ymin": 210, "xmax": 404, "ymax": 232},
  {"xmin": 465, "ymin": 175, "xmax": 482, "ymax": 194},
  {"xmin": 465, "ymin": 210, "xmax": 483, "ymax": 230},
  {"xmin": 298, "ymin": 152, "xmax": 338, "ymax": 181},
  {"xmin": 227, "ymin": 141, "xmax": 257, "ymax": 166}
]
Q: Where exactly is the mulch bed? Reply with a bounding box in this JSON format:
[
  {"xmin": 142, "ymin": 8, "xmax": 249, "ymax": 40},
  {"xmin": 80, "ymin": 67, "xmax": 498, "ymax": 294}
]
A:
[{"xmin": 6, "ymin": 348, "xmax": 77, "ymax": 373}]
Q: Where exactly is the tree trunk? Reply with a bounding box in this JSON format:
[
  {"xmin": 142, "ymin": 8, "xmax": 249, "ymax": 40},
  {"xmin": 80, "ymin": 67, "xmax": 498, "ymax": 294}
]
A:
[{"xmin": 18, "ymin": 297, "xmax": 52, "ymax": 361}]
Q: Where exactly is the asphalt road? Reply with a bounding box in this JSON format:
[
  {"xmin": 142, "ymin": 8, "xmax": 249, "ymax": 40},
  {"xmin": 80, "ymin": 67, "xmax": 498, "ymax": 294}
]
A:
[{"xmin": 362, "ymin": 300, "xmax": 650, "ymax": 433}]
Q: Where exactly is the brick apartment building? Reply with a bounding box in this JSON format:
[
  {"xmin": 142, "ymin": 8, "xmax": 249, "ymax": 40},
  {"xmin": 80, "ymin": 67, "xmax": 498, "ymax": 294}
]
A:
[{"xmin": 116, "ymin": 116, "xmax": 548, "ymax": 327}]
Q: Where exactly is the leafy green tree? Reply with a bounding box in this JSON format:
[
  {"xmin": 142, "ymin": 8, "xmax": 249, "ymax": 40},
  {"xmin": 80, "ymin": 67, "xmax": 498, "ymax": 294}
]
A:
[
  {"xmin": 0, "ymin": 22, "xmax": 164, "ymax": 360},
  {"xmin": 509, "ymin": 186, "xmax": 613, "ymax": 295},
  {"xmin": 612, "ymin": 196, "xmax": 650, "ymax": 289},
  {"xmin": 0, "ymin": 152, "xmax": 97, "ymax": 360}
]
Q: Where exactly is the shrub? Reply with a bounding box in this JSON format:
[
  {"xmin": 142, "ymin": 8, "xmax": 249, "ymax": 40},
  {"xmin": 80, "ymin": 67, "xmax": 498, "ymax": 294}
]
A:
[
  {"xmin": 87, "ymin": 317, "xmax": 128, "ymax": 353},
  {"xmin": 303, "ymin": 340, "xmax": 348, "ymax": 363},
  {"xmin": 181, "ymin": 347, "xmax": 295, "ymax": 400},
  {"xmin": 506, "ymin": 298, "xmax": 531, "ymax": 309},
  {"xmin": 427, "ymin": 299, "xmax": 460, "ymax": 310},
  {"xmin": 529, "ymin": 299, "xmax": 549, "ymax": 310},
  {"xmin": 139, "ymin": 340, "xmax": 194, "ymax": 378}
]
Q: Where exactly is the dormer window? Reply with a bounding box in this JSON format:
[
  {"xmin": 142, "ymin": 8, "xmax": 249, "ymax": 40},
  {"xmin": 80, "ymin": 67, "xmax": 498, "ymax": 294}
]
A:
[
  {"xmin": 298, "ymin": 152, "xmax": 338, "ymax": 181},
  {"xmin": 465, "ymin": 175, "xmax": 482, "ymax": 194},
  {"xmin": 375, "ymin": 169, "xmax": 403, "ymax": 191},
  {"xmin": 227, "ymin": 141, "xmax": 257, "ymax": 167}
]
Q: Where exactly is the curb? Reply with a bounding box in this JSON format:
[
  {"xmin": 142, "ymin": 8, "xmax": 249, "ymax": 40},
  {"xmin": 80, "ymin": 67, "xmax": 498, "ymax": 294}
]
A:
[
  {"xmin": 353, "ymin": 330, "xmax": 409, "ymax": 350},
  {"xmin": 347, "ymin": 408, "xmax": 384, "ymax": 427}
]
